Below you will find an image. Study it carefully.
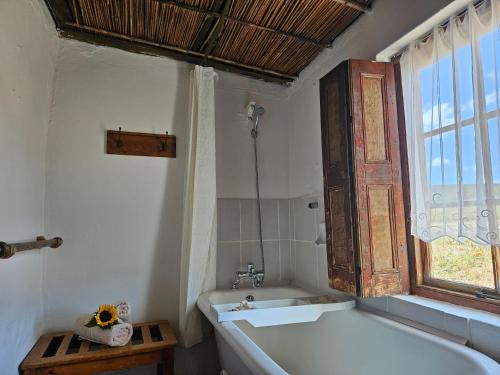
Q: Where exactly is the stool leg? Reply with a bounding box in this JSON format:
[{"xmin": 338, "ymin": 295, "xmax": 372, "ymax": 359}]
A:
[{"xmin": 157, "ymin": 348, "xmax": 174, "ymax": 375}]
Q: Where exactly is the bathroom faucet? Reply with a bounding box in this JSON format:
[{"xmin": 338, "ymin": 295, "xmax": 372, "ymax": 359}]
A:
[{"xmin": 232, "ymin": 263, "xmax": 264, "ymax": 289}]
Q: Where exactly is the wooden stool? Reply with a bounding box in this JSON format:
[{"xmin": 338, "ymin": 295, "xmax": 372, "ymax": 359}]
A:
[{"xmin": 20, "ymin": 320, "xmax": 177, "ymax": 375}]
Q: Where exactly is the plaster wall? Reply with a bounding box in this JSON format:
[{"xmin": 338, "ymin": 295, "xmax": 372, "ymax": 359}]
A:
[{"xmin": 0, "ymin": 1, "xmax": 59, "ymax": 373}]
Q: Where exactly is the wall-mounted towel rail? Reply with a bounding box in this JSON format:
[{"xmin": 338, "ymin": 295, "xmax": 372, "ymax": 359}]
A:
[{"xmin": 0, "ymin": 236, "xmax": 63, "ymax": 259}]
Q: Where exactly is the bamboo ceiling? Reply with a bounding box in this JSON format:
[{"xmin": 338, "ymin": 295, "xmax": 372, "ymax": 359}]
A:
[{"xmin": 43, "ymin": 0, "xmax": 373, "ymax": 84}]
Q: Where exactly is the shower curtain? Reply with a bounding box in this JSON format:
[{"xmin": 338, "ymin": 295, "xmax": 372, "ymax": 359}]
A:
[{"xmin": 179, "ymin": 65, "xmax": 217, "ymax": 348}]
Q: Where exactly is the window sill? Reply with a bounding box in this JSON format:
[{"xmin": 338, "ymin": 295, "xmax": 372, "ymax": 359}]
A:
[
  {"xmin": 393, "ymin": 294, "xmax": 500, "ymax": 328},
  {"xmin": 359, "ymin": 292, "xmax": 500, "ymax": 361}
]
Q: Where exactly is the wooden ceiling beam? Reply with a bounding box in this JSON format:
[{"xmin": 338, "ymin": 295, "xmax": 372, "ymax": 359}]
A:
[
  {"xmin": 43, "ymin": 0, "xmax": 74, "ymax": 27},
  {"xmin": 202, "ymin": 0, "xmax": 233, "ymax": 57},
  {"xmin": 191, "ymin": 0, "xmax": 225, "ymax": 51},
  {"xmin": 69, "ymin": 0, "xmax": 82, "ymax": 25},
  {"xmin": 62, "ymin": 23, "xmax": 296, "ymax": 84},
  {"xmin": 155, "ymin": 0, "xmax": 331, "ymax": 48}
]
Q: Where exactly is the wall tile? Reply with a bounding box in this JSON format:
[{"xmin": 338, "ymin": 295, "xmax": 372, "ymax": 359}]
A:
[
  {"xmin": 261, "ymin": 200, "xmax": 279, "ymax": 240},
  {"xmin": 316, "ymin": 245, "xmax": 329, "ymax": 291},
  {"xmin": 241, "ymin": 200, "xmax": 259, "ymax": 241},
  {"xmin": 280, "ymin": 240, "xmax": 291, "ymax": 282},
  {"xmin": 470, "ymin": 320, "xmax": 500, "ymax": 361},
  {"xmin": 240, "ymin": 199, "xmax": 279, "ymax": 240},
  {"xmin": 218, "ymin": 199, "xmax": 240, "ymax": 242},
  {"xmin": 388, "ymin": 297, "xmax": 446, "ymax": 331},
  {"xmin": 443, "ymin": 314, "xmax": 469, "ymax": 340},
  {"xmin": 216, "ymin": 242, "xmax": 241, "ymax": 289},
  {"xmin": 217, "ymin": 200, "xmax": 223, "ymax": 240},
  {"xmin": 293, "ymin": 197, "xmax": 317, "ymax": 242},
  {"xmin": 294, "ymin": 241, "xmax": 318, "ymax": 290},
  {"xmin": 290, "ymin": 240, "xmax": 297, "ymax": 280},
  {"xmin": 359, "ymin": 297, "xmax": 388, "ymax": 313},
  {"xmin": 315, "ymin": 195, "xmax": 326, "ymax": 243},
  {"xmin": 278, "ymin": 199, "xmax": 291, "ymax": 239}
]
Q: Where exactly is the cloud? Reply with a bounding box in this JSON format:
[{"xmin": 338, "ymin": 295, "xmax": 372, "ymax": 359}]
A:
[
  {"xmin": 422, "ymin": 102, "xmax": 455, "ymax": 131},
  {"xmin": 431, "ymin": 157, "xmax": 451, "ymax": 167},
  {"xmin": 485, "ymin": 92, "xmax": 498, "ymax": 107}
]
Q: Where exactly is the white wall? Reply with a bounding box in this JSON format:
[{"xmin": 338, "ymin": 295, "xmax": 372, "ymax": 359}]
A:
[
  {"xmin": 215, "ymin": 72, "xmax": 290, "ymax": 199},
  {"xmin": 42, "ymin": 38, "xmax": 221, "ymax": 374},
  {"xmin": 0, "ymin": 0, "xmax": 58, "ymax": 373},
  {"xmin": 44, "ymin": 38, "xmax": 190, "ymax": 331}
]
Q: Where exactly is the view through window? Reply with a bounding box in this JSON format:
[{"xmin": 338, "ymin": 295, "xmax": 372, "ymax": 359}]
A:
[{"xmin": 418, "ymin": 28, "xmax": 499, "ymax": 291}]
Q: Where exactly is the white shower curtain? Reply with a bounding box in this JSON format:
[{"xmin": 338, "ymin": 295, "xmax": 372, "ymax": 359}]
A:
[
  {"xmin": 401, "ymin": 0, "xmax": 500, "ymax": 246},
  {"xmin": 179, "ymin": 66, "xmax": 217, "ymax": 348}
]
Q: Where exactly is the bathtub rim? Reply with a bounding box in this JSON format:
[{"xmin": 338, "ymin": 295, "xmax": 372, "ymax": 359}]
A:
[{"xmin": 198, "ymin": 286, "xmax": 500, "ymax": 375}]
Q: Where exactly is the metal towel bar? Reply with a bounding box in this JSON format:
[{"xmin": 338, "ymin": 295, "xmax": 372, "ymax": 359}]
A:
[{"xmin": 0, "ymin": 236, "xmax": 63, "ymax": 259}]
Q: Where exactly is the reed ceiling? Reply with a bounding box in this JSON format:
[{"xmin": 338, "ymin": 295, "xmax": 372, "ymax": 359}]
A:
[{"xmin": 43, "ymin": 0, "xmax": 373, "ymax": 84}]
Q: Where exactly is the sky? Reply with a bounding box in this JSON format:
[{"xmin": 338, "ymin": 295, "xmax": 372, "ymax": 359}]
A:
[{"xmin": 420, "ymin": 30, "xmax": 500, "ymax": 187}]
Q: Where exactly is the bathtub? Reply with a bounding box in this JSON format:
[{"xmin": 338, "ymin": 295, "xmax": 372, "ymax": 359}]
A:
[{"xmin": 197, "ymin": 286, "xmax": 500, "ymax": 375}]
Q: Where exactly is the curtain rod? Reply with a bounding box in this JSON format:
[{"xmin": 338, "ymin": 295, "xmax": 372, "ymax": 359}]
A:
[{"xmin": 391, "ymin": 0, "xmax": 486, "ymax": 62}]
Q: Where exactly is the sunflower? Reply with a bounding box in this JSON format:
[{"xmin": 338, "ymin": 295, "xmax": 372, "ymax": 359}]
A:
[
  {"xmin": 95, "ymin": 304, "xmax": 118, "ymax": 327},
  {"xmin": 85, "ymin": 304, "xmax": 119, "ymax": 330}
]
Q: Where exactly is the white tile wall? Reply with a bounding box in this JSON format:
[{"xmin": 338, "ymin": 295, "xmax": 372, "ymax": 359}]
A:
[
  {"xmin": 216, "ymin": 198, "xmax": 292, "ymax": 289},
  {"xmin": 289, "ymin": 194, "xmax": 330, "ymax": 292}
]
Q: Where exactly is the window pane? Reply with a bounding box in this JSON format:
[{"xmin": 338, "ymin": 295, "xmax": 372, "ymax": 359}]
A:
[
  {"xmin": 488, "ymin": 119, "xmax": 500, "ymax": 221},
  {"xmin": 488, "ymin": 118, "xmax": 500, "ymax": 185},
  {"xmin": 461, "ymin": 125, "xmax": 477, "ymax": 186},
  {"xmin": 420, "ymin": 65, "xmax": 434, "ymax": 133},
  {"xmin": 480, "ymin": 31, "xmax": 500, "ymax": 113},
  {"xmin": 425, "ymin": 131, "xmax": 457, "ymax": 187},
  {"xmin": 456, "ymin": 45, "xmax": 474, "ymax": 121},
  {"xmin": 430, "ymin": 237, "xmax": 495, "ymax": 289},
  {"xmin": 420, "ymin": 56, "xmax": 456, "ymax": 134}
]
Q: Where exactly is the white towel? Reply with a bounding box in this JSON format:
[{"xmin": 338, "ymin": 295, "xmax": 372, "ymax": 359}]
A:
[
  {"xmin": 113, "ymin": 301, "xmax": 131, "ymax": 323},
  {"xmin": 74, "ymin": 314, "xmax": 133, "ymax": 347}
]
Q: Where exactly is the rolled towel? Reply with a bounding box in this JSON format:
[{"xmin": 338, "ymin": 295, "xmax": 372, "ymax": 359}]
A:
[
  {"xmin": 74, "ymin": 314, "xmax": 133, "ymax": 347},
  {"xmin": 113, "ymin": 301, "xmax": 131, "ymax": 323}
]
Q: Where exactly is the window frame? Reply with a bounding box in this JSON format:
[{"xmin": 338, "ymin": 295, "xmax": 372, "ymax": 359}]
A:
[
  {"xmin": 414, "ymin": 238, "xmax": 500, "ymax": 313},
  {"xmin": 394, "ymin": 62, "xmax": 500, "ymax": 314}
]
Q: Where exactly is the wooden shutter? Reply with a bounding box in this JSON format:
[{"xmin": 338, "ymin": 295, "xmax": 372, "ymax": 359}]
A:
[
  {"xmin": 320, "ymin": 60, "xmax": 409, "ymax": 297},
  {"xmin": 320, "ymin": 61, "xmax": 358, "ymax": 294},
  {"xmin": 350, "ymin": 60, "xmax": 409, "ymax": 297}
]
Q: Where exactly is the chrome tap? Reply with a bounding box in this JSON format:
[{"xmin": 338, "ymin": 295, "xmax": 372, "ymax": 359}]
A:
[{"xmin": 232, "ymin": 263, "xmax": 264, "ymax": 289}]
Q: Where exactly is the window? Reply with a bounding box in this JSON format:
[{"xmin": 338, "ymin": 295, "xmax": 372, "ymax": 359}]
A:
[{"xmin": 400, "ymin": 1, "xmax": 500, "ymax": 312}]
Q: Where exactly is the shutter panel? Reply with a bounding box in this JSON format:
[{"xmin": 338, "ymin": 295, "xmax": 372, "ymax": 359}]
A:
[
  {"xmin": 350, "ymin": 60, "xmax": 409, "ymax": 297},
  {"xmin": 320, "ymin": 60, "xmax": 409, "ymax": 297},
  {"xmin": 320, "ymin": 62, "xmax": 358, "ymax": 294}
]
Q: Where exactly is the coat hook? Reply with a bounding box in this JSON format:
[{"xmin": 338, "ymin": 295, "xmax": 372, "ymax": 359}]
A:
[
  {"xmin": 160, "ymin": 131, "xmax": 168, "ymax": 152},
  {"xmin": 116, "ymin": 127, "xmax": 124, "ymax": 148}
]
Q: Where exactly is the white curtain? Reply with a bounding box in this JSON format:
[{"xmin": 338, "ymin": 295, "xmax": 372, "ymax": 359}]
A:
[
  {"xmin": 401, "ymin": 0, "xmax": 500, "ymax": 246},
  {"xmin": 179, "ymin": 66, "xmax": 217, "ymax": 348}
]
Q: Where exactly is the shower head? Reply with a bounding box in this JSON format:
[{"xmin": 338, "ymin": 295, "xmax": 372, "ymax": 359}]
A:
[{"xmin": 247, "ymin": 102, "xmax": 265, "ymax": 121}]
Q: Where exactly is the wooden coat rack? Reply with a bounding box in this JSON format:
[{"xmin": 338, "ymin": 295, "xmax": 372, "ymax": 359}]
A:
[{"xmin": 106, "ymin": 128, "xmax": 176, "ymax": 158}]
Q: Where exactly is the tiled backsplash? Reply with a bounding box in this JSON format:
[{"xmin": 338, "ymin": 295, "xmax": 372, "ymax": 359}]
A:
[
  {"xmin": 216, "ymin": 199, "xmax": 293, "ymax": 289},
  {"xmin": 289, "ymin": 196, "xmax": 500, "ymax": 362},
  {"xmin": 216, "ymin": 195, "xmax": 330, "ymax": 290},
  {"xmin": 290, "ymin": 194, "xmax": 329, "ymax": 291},
  {"xmin": 217, "ymin": 196, "xmax": 500, "ymax": 362}
]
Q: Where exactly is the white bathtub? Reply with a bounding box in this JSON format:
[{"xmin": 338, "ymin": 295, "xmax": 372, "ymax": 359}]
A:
[{"xmin": 198, "ymin": 286, "xmax": 500, "ymax": 375}]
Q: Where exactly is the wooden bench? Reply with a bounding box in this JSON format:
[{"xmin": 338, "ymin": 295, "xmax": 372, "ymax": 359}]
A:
[{"xmin": 20, "ymin": 320, "xmax": 177, "ymax": 375}]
